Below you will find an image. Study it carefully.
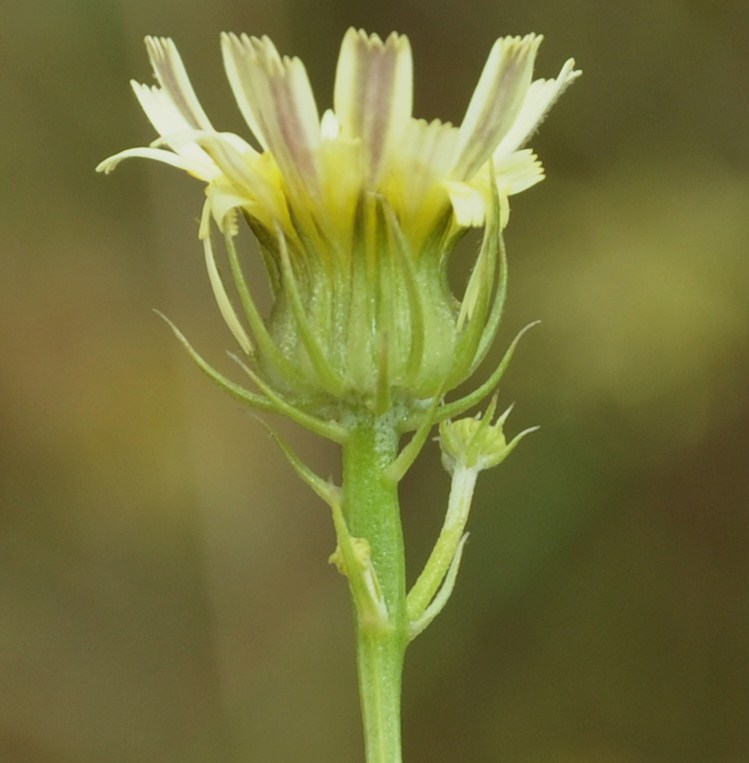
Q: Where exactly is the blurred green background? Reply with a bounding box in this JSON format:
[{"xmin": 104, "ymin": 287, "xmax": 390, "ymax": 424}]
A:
[{"xmin": 2, "ymin": 0, "xmax": 748, "ymax": 761}]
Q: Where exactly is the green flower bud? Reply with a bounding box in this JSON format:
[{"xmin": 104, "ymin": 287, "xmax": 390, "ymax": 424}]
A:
[{"xmin": 439, "ymin": 398, "xmax": 538, "ymax": 474}]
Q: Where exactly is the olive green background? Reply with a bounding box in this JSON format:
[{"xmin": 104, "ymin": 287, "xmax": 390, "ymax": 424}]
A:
[{"xmin": 2, "ymin": 1, "xmax": 748, "ymax": 761}]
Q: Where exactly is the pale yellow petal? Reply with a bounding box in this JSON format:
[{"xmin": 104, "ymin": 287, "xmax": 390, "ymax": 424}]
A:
[
  {"xmin": 131, "ymin": 82, "xmax": 218, "ymax": 175},
  {"xmin": 317, "ymin": 135, "xmax": 364, "ymax": 246},
  {"xmin": 493, "ymin": 58, "xmax": 581, "ymax": 158},
  {"xmin": 221, "ymin": 33, "xmax": 321, "ymax": 191},
  {"xmin": 95, "ymin": 146, "xmax": 215, "ymax": 179},
  {"xmin": 444, "ymin": 180, "xmax": 487, "ymax": 227},
  {"xmin": 334, "ymin": 28, "xmax": 413, "ymax": 184},
  {"xmin": 144, "ymin": 37, "xmax": 214, "ymax": 131},
  {"xmin": 131, "ymin": 83, "xmax": 184, "ymax": 141},
  {"xmin": 494, "ymin": 148, "xmax": 545, "ymax": 194},
  {"xmin": 382, "ymin": 117, "xmax": 457, "ymax": 236},
  {"xmin": 393, "ymin": 118, "xmax": 458, "ymax": 199},
  {"xmin": 451, "ymin": 34, "xmax": 541, "ymax": 181}
]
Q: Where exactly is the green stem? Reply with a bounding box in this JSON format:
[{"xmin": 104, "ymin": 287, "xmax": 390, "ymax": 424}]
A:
[
  {"xmin": 342, "ymin": 415, "xmax": 408, "ymax": 763},
  {"xmin": 407, "ymin": 466, "xmax": 478, "ymax": 623}
]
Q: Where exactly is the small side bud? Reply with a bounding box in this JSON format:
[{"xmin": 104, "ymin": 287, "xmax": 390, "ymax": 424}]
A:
[{"xmin": 439, "ymin": 397, "xmax": 538, "ymax": 474}]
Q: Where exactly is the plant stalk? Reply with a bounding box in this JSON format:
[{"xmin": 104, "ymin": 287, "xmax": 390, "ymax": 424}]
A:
[{"xmin": 342, "ymin": 416, "xmax": 408, "ymax": 763}]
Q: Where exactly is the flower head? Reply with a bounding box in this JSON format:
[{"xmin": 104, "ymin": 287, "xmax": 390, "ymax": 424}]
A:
[{"xmin": 98, "ymin": 30, "xmax": 579, "ymax": 429}]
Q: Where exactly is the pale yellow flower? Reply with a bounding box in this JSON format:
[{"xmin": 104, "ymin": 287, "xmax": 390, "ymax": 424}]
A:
[
  {"xmin": 98, "ymin": 30, "xmax": 579, "ymax": 247},
  {"xmin": 97, "ymin": 29, "xmax": 579, "ymax": 422}
]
